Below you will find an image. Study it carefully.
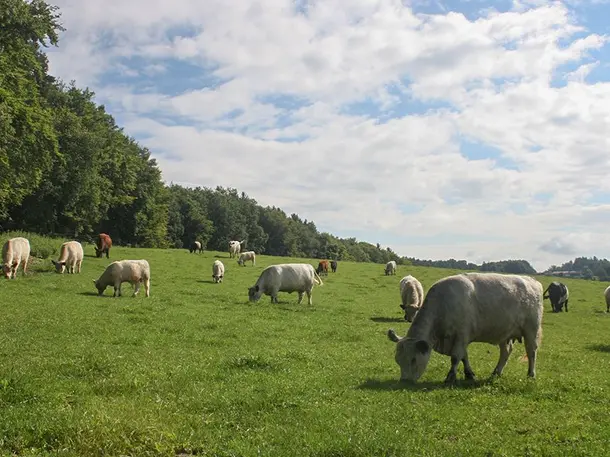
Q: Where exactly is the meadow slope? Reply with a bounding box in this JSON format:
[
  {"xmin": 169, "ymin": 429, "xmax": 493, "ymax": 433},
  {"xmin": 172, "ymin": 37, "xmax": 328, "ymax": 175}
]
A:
[{"xmin": 1, "ymin": 245, "xmax": 610, "ymax": 456}]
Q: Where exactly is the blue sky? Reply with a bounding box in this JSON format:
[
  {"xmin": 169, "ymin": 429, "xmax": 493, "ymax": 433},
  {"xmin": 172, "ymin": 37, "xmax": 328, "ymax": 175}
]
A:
[{"xmin": 46, "ymin": 0, "xmax": 610, "ymax": 271}]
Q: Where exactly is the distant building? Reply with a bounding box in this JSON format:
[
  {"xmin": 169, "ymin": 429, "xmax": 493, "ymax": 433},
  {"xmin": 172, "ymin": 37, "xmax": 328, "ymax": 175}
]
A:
[{"xmin": 541, "ymin": 270, "xmax": 582, "ymax": 278}]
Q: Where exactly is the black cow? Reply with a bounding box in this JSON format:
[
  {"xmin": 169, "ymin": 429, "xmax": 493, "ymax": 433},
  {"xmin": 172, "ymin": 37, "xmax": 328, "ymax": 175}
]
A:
[
  {"xmin": 543, "ymin": 281, "xmax": 569, "ymax": 312},
  {"xmin": 330, "ymin": 260, "xmax": 337, "ymax": 273}
]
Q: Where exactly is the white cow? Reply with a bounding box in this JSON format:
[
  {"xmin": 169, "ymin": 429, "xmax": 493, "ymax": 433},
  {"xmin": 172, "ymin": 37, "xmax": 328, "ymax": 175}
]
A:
[
  {"xmin": 237, "ymin": 251, "xmax": 256, "ymax": 266},
  {"xmin": 93, "ymin": 259, "xmax": 151, "ymax": 297},
  {"xmin": 212, "ymin": 260, "xmax": 225, "ymax": 283},
  {"xmin": 387, "ymin": 272, "xmax": 543, "ymax": 384},
  {"xmin": 1, "ymin": 237, "xmax": 30, "ymax": 279},
  {"xmin": 52, "ymin": 240, "xmax": 84, "ymax": 274},
  {"xmin": 228, "ymin": 240, "xmax": 245, "ymax": 258},
  {"xmin": 248, "ymin": 263, "xmax": 323, "ymax": 305},
  {"xmin": 399, "ymin": 275, "xmax": 425, "ymax": 322},
  {"xmin": 385, "ymin": 260, "xmax": 397, "ymax": 276},
  {"xmin": 605, "ymin": 285, "xmax": 610, "ymax": 313}
]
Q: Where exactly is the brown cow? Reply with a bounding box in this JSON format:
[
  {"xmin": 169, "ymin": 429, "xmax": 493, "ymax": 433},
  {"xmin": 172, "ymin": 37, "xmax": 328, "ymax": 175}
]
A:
[
  {"xmin": 95, "ymin": 233, "xmax": 112, "ymax": 258},
  {"xmin": 317, "ymin": 260, "xmax": 329, "ymax": 276}
]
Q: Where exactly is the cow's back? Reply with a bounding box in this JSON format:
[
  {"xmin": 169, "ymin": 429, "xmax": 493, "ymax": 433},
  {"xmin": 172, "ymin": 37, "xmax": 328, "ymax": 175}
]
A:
[
  {"xmin": 2, "ymin": 237, "xmax": 30, "ymax": 262},
  {"xmin": 415, "ymin": 272, "xmax": 542, "ymax": 345}
]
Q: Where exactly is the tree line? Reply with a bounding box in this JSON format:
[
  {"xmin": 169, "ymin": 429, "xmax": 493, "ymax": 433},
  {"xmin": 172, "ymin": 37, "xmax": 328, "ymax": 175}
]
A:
[{"xmin": 1, "ymin": 0, "xmax": 544, "ymax": 275}]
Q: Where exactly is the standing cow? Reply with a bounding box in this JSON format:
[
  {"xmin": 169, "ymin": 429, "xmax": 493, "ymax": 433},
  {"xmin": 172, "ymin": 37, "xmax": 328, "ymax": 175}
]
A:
[
  {"xmin": 399, "ymin": 275, "xmax": 425, "ymax": 322},
  {"xmin": 212, "ymin": 260, "xmax": 225, "ymax": 283},
  {"xmin": 248, "ymin": 263, "xmax": 324, "ymax": 305},
  {"xmin": 331, "ymin": 260, "xmax": 338, "ymax": 273},
  {"xmin": 385, "ymin": 260, "xmax": 397, "ymax": 276},
  {"xmin": 189, "ymin": 241, "xmax": 204, "ymax": 254},
  {"xmin": 228, "ymin": 240, "xmax": 245, "ymax": 259},
  {"xmin": 543, "ymin": 281, "xmax": 569, "ymax": 312},
  {"xmin": 387, "ymin": 272, "xmax": 544, "ymax": 384},
  {"xmin": 95, "ymin": 233, "xmax": 112, "ymax": 258},
  {"xmin": 52, "ymin": 240, "xmax": 84, "ymax": 274},
  {"xmin": 317, "ymin": 260, "xmax": 329, "ymax": 276},
  {"xmin": 1, "ymin": 237, "xmax": 30, "ymax": 279},
  {"xmin": 605, "ymin": 286, "xmax": 610, "ymax": 313}
]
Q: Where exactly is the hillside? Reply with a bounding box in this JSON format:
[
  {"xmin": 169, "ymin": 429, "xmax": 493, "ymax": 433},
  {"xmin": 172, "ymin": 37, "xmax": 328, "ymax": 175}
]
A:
[{"xmin": 1, "ymin": 244, "xmax": 610, "ymax": 455}]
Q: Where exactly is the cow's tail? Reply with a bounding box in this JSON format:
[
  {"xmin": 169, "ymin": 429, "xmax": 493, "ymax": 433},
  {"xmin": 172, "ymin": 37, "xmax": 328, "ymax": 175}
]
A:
[
  {"xmin": 542, "ymin": 284, "xmax": 550, "ymax": 299},
  {"xmin": 313, "ymin": 269, "xmax": 324, "ymax": 286}
]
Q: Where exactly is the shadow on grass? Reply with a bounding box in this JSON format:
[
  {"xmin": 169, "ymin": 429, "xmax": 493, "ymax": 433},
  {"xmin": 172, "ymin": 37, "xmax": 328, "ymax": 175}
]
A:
[
  {"xmin": 197, "ymin": 279, "xmax": 217, "ymax": 284},
  {"xmin": 587, "ymin": 344, "xmax": 610, "ymax": 353},
  {"xmin": 357, "ymin": 377, "xmax": 491, "ymax": 392},
  {"xmin": 77, "ymin": 291, "xmax": 113, "ymax": 298},
  {"xmin": 370, "ymin": 316, "xmax": 405, "ymax": 323}
]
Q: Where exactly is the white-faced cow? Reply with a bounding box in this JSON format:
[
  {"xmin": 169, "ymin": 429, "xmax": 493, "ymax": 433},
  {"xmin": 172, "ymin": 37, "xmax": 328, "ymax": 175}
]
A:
[
  {"xmin": 248, "ymin": 263, "xmax": 323, "ymax": 305},
  {"xmin": 387, "ymin": 272, "xmax": 543, "ymax": 384},
  {"xmin": 228, "ymin": 240, "xmax": 245, "ymax": 259},
  {"xmin": 399, "ymin": 275, "xmax": 425, "ymax": 322},
  {"xmin": 1, "ymin": 237, "xmax": 30, "ymax": 279},
  {"xmin": 385, "ymin": 260, "xmax": 397, "ymax": 276},
  {"xmin": 52, "ymin": 240, "xmax": 84, "ymax": 274},
  {"xmin": 543, "ymin": 281, "xmax": 569, "ymax": 312},
  {"xmin": 93, "ymin": 259, "xmax": 151, "ymax": 297},
  {"xmin": 237, "ymin": 251, "xmax": 256, "ymax": 266}
]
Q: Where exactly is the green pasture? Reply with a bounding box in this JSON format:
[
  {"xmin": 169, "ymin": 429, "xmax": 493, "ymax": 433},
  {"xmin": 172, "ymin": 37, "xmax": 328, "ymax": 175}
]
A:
[{"xmin": 1, "ymin": 236, "xmax": 610, "ymax": 456}]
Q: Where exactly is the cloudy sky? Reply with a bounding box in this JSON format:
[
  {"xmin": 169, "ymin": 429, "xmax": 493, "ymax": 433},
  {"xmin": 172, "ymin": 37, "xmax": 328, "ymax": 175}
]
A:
[{"xmin": 44, "ymin": 0, "xmax": 610, "ymax": 271}]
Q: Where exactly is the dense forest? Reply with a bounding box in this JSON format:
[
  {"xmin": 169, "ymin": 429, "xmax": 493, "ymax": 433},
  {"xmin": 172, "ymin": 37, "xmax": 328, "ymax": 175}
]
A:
[{"xmin": 2, "ymin": 0, "xmax": 594, "ymax": 277}]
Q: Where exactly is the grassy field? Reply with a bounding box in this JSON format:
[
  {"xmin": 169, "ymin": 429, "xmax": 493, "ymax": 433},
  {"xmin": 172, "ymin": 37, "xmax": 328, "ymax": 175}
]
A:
[{"xmin": 1, "ymin": 241, "xmax": 610, "ymax": 456}]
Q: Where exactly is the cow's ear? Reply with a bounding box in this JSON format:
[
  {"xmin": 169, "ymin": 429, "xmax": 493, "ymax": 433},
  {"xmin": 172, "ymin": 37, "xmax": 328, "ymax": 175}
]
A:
[
  {"xmin": 415, "ymin": 340, "xmax": 430, "ymax": 354},
  {"xmin": 387, "ymin": 329, "xmax": 400, "ymax": 343}
]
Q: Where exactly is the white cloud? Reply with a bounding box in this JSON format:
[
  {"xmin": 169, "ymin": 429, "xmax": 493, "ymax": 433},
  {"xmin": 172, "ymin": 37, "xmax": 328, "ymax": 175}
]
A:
[{"xmin": 44, "ymin": 0, "xmax": 610, "ymax": 271}]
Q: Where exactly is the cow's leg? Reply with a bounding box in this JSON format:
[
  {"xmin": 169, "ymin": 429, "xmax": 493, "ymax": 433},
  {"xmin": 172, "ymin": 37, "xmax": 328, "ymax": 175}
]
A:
[
  {"xmin": 144, "ymin": 278, "xmax": 150, "ymax": 297},
  {"xmin": 297, "ymin": 292, "xmax": 304, "ymax": 304},
  {"xmin": 564, "ymin": 299, "xmax": 568, "ymax": 312},
  {"xmin": 77, "ymin": 259, "xmax": 82, "ymax": 273},
  {"xmin": 462, "ymin": 353, "xmax": 476, "ymax": 381},
  {"xmin": 106, "ymin": 248, "xmax": 110, "ymax": 259},
  {"xmin": 444, "ymin": 356, "xmax": 461, "ymax": 384},
  {"xmin": 133, "ymin": 281, "xmax": 140, "ymax": 297},
  {"xmin": 491, "ymin": 340, "xmax": 513, "ymax": 377},
  {"xmin": 22, "ymin": 256, "xmax": 28, "ymax": 275},
  {"xmin": 607, "ymin": 301, "xmax": 609, "ymax": 313},
  {"xmin": 523, "ymin": 328, "xmax": 540, "ymax": 378},
  {"xmin": 113, "ymin": 284, "xmax": 119, "ymax": 297}
]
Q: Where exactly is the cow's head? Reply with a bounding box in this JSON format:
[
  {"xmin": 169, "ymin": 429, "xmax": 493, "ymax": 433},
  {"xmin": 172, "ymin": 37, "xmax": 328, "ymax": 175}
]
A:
[
  {"xmin": 51, "ymin": 260, "xmax": 66, "ymax": 274},
  {"xmin": 387, "ymin": 329, "xmax": 431, "ymax": 382},
  {"xmin": 94, "ymin": 247, "xmax": 103, "ymax": 258},
  {"xmin": 399, "ymin": 303, "xmax": 420, "ymax": 322},
  {"xmin": 92, "ymin": 279, "xmax": 106, "ymax": 295},
  {"xmin": 248, "ymin": 285, "xmax": 263, "ymax": 302}
]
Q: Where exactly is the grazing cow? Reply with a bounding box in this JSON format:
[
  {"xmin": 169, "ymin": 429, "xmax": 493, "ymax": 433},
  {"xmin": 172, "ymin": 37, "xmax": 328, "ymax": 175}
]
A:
[
  {"xmin": 387, "ymin": 272, "xmax": 543, "ymax": 383},
  {"xmin": 331, "ymin": 260, "xmax": 338, "ymax": 273},
  {"xmin": 228, "ymin": 240, "xmax": 245, "ymax": 258},
  {"xmin": 317, "ymin": 260, "xmax": 329, "ymax": 276},
  {"xmin": 1, "ymin": 237, "xmax": 30, "ymax": 279},
  {"xmin": 248, "ymin": 263, "xmax": 324, "ymax": 305},
  {"xmin": 399, "ymin": 275, "xmax": 425, "ymax": 322},
  {"xmin": 52, "ymin": 241, "xmax": 84, "ymax": 274},
  {"xmin": 93, "ymin": 259, "xmax": 151, "ymax": 297},
  {"xmin": 189, "ymin": 241, "xmax": 204, "ymax": 253},
  {"xmin": 237, "ymin": 251, "xmax": 256, "ymax": 266},
  {"xmin": 605, "ymin": 286, "xmax": 610, "ymax": 313},
  {"xmin": 95, "ymin": 233, "xmax": 112, "ymax": 258},
  {"xmin": 385, "ymin": 260, "xmax": 397, "ymax": 276},
  {"xmin": 212, "ymin": 260, "xmax": 225, "ymax": 283},
  {"xmin": 543, "ymin": 281, "xmax": 569, "ymax": 312}
]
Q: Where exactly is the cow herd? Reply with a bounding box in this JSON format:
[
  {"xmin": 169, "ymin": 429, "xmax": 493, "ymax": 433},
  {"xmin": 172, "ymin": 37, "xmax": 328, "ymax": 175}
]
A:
[{"xmin": 4, "ymin": 233, "xmax": 610, "ymax": 384}]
